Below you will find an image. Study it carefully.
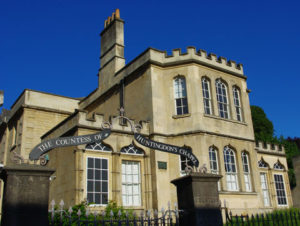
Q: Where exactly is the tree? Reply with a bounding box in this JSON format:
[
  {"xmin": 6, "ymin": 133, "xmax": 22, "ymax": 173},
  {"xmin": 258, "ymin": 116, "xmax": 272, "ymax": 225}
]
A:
[{"xmin": 250, "ymin": 106, "xmax": 274, "ymax": 142}]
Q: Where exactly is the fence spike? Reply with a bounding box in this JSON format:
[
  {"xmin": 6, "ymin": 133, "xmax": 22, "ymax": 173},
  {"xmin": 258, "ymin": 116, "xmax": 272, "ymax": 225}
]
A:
[
  {"xmin": 94, "ymin": 211, "xmax": 98, "ymax": 217},
  {"xmin": 110, "ymin": 210, "xmax": 114, "ymax": 217},
  {"xmin": 147, "ymin": 210, "xmax": 151, "ymax": 218},
  {"xmin": 140, "ymin": 210, "xmax": 144, "ymax": 217},
  {"xmin": 161, "ymin": 207, "xmax": 165, "ymax": 215},
  {"xmin": 133, "ymin": 211, "xmax": 136, "ymax": 217},
  {"xmin": 51, "ymin": 199, "xmax": 55, "ymax": 207},
  {"xmin": 154, "ymin": 209, "xmax": 158, "ymax": 217},
  {"xmin": 118, "ymin": 209, "xmax": 122, "ymax": 217},
  {"xmin": 235, "ymin": 215, "xmax": 239, "ymax": 226},
  {"xmin": 85, "ymin": 209, "xmax": 89, "ymax": 217},
  {"xmin": 168, "ymin": 201, "xmax": 171, "ymax": 209},
  {"xmin": 293, "ymin": 210, "xmax": 297, "ymax": 226},
  {"xmin": 59, "ymin": 200, "xmax": 64, "ymax": 208},
  {"xmin": 77, "ymin": 209, "xmax": 81, "ymax": 217},
  {"xmin": 101, "ymin": 211, "xmax": 105, "ymax": 217},
  {"xmin": 174, "ymin": 202, "xmax": 178, "ymax": 210},
  {"xmin": 68, "ymin": 207, "xmax": 73, "ymax": 214},
  {"xmin": 125, "ymin": 211, "xmax": 129, "ymax": 218}
]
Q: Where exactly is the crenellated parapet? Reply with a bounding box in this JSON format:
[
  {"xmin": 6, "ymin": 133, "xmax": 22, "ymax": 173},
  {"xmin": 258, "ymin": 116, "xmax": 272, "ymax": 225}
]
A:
[
  {"xmin": 148, "ymin": 47, "xmax": 244, "ymax": 76},
  {"xmin": 255, "ymin": 141, "xmax": 285, "ymax": 155},
  {"xmin": 42, "ymin": 109, "xmax": 150, "ymax": 140}
]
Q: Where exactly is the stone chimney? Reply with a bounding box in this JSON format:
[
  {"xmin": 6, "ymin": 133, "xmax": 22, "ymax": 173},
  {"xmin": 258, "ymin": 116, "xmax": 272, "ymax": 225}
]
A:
[{"xmin": 99, "ymin": 9, "xmax": 125, "ymax": 89}]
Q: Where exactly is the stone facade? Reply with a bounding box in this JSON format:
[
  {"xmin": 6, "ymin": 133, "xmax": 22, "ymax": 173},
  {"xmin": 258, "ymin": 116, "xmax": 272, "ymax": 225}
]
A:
[
  {"xmin": 292, "ymin": 155, "xmax": 300, "ymax": 208},
  {"xmin": 0, "ymin": 9, "xmax": 293, "ymax": 215}
]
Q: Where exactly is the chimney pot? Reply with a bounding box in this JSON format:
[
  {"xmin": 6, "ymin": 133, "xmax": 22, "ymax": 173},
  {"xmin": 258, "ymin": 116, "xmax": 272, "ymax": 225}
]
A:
[{"xmin": 115, "ymin": 9, "xmax": 120, "ymax": 18}]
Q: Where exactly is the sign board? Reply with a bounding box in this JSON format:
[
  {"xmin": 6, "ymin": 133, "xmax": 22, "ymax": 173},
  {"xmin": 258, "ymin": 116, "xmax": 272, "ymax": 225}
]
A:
[
  {"xmin": 29, "ymin": 129, "xmax": 111, "ymax": 160},
  {"xmin": 29, "ymin": 125, "xmax": 200, "ymax": 168},
  {"xmin": 134, "ymin": 133, "xmax": 199, "ymax": 167},
  {"xmin": 158, "ymin": 161, "xmax": 167, "ymax": 169}
]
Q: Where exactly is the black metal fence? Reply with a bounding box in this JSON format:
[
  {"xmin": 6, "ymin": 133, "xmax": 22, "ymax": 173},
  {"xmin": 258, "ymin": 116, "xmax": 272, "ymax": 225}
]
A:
[
  {"xmin": 49, "ymin": 200, "xmax": 180, "ymax": 226},
  {"xmin": 225, "ymin": 210, "xmax": 300, "ymax": 226}
]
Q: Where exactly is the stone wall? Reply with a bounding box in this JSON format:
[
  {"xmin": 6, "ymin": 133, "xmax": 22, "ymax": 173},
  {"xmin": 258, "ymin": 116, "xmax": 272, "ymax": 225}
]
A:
[{"xmin": 292, "ymin": 155, "xmax": 300, "ymax": 208}]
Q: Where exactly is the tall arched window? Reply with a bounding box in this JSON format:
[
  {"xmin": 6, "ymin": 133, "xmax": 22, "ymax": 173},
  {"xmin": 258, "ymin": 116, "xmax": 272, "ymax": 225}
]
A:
[
  {"xmin": 233, "ymin": 86, "xmax": 242, "ymax": 121},
  {"xmin": 202, "ymin": 78, "xmax": 212, "ymax": 114},
  {"xmin": 216, "ymin": 79, "xmax": 230, "ymax": 119},
  {"xmin": 223, "ymin": 146, "xmax": 238, "ymax": 191},
  {"xmin": 209, "ymin": 146, "xmax": 220, "ymax": 190},
  {"xmin": 241, "ymin": 152, "xmax": 251, "ymax": 191},
  {"xmin": 174, "ymin": 76, "xmax": 188, "ymax": 115}
]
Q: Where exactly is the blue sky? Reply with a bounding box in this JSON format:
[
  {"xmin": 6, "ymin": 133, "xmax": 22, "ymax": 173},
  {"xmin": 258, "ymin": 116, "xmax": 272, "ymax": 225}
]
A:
[{"xmin": 1, "ymin": 0, "xmax": 299, "ymax": 138}]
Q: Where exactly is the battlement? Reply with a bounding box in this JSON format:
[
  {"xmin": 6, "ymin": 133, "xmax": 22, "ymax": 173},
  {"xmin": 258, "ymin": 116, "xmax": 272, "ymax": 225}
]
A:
[
  {"xmin": 255, "ymin": 141, "xmax": 285, "ymax": 155},
  {"xmin": 42, "ymin": 110, "xmax": 150, "ymax": 140},
  {"xmin": 148, "ymin": 47, "xmax": 244, "ymax": 76}
]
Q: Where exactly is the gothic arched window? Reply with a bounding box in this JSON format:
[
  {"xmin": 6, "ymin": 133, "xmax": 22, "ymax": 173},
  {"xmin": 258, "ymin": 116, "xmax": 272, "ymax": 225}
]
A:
[
  {"xmin": 258, "ymin": 159, "xmax": 269, "ymax": 168},
  {"xmin": 209, "ymin": 146, "xmax": 220, "ymax": 190},
  {"xmin": 174, "ymin": 76, "xmax": 189, "ymax": 115},
  {"xmin": 216, "ymin": 79, "xmax": 230, "ymax": 119},
  {"xmin": 274, "ymin": 161, "xmax": 285, "ymax": 170},
  {"xmin": 202, "ymin": 77, "xmax": 212, "ymax": 115},
  {"xmin": 241, "ymin": 152, "xmax": 251, "ymax": 191},
  {"xmin": 120, "ymin": 143, "xmax": 144, "ymax": 155},
  {"xmin": 223, "ymin": 146, "xmax": 238, "ymax": 191},
  {"xmin": 233, "ymin": 86, "xmax": 242, "ymax": 121},
  {"xmin": 85, "ymin": 142, "xmax": 112, "ymax": 152}
]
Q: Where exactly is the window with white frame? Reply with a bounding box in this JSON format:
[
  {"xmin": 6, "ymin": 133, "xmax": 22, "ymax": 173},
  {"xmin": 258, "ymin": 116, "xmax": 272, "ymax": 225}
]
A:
[
  {"xmin": 87, "ymin": 157, "xmax": 108, "ymax": 205},
  {"xmin": 122, "ymin": 161, "xmax": 141, "ymax": 206},
  {"xmin": 223, "ymin": 146, "xmax": 238, "ymax": 191},
  {"xmin": 274, "ymin": 174, "xmax": 287, "ymax": 206},
  {"xmin": 202, "ymin": 78, "xmax": 212, "ymax": 115},
  {"xmin": 233, "ymin": 86, "xmax": 242, "ymax": 121},
  {"xmin": 216, "ymin": 79, "xmax": 230, "ymax": 119},
  {"xmin": 260, "ymin": 173, "xmax": 270, "ymax": 207},
  {"xmin": 174, "ymin": 77, "xmax": 189, "ymax": 115},
  {"xmin": 241, "ymin": 152, "xmax": 251, "ymax": 192},
  {"xmin": 209, "ymin": 146, "xmax": 220, "ymax": 190}
]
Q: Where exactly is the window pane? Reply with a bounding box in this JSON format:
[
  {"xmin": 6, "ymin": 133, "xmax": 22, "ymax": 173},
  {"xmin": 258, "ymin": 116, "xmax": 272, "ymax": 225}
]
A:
[
  {"xmin": 102, "ymin": 182, "xmax": 108, "ymax": 192},
  {"xmin": 88, "ymin": 158, "xmax": 94, "ymax": 168},
  {"xmin": 101, "ymin": 170, "xmax": 108, "ymax": 180},
  {"xmin": 95, "ymin": 193, "xmax": 100, "ymax": 204},
  {"xmin": 87, "ymin": 193, "xmax": 93, "ymax": 204},
  {"xmin": 88, "ymin": 169, "xmax": 93, "ymax": 179},
  {"xmin": 95, "ymin": 159, "xmax": 100, "ymax": 169},
  {"xmin": 86, "ymin": 157, "xmax": 108, "ymax": 205},
  {"xmin": 95, "ymin": 170, "xmax": 100, "ymax": 180},
  {"xmin": 87, "ymin": 181, "xmax": 93, "ymax": 192},
  {"xmin": 177, "ymin": 108, "xmax": 182, "ymax": 115},
  {"xmin": 95, "ymin": 181, "xmax": 100, "ymax": 192},
  {"xmin": 122, "ymin": 161, "xmax": 141, "ymax": 206},
  {"xmin": 102, "ymin": 194, "xmax": 108, "ymax": 204},
  {"xmin": 102, "ymin": 159, "xmax": 108, "ymax": 169}
]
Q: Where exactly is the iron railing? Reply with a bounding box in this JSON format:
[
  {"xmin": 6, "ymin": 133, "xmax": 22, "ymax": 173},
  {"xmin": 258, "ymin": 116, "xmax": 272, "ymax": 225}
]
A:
[
  {"xmin": 225, "ymin": 209, "xmax": 300, "ymax": 226},
  {"xmin": 49, "ymin": 200, "xmax": 181, "ymax": 226}
]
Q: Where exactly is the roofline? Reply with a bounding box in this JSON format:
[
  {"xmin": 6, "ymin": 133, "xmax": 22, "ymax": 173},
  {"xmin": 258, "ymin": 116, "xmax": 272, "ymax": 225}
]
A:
[{"xmin": 10, "ymin": 89, "xmax": 82, "ymax": 109}]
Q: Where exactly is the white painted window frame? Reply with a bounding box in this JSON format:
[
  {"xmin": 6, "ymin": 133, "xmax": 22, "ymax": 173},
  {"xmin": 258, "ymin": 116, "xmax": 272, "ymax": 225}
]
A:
[
  {"xmin": 86, "ymin": 156, "xmax": 109, "ymax": 206},
  {"xmin": 121, "ymin": 160, "xmax": 142, "ymax": 207}
]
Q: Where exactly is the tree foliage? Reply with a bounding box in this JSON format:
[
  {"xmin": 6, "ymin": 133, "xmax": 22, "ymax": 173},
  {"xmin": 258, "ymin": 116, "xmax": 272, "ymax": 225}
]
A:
[{"xmin": 250, "ymin": 105, "xmax": 274, "ymax": 142}]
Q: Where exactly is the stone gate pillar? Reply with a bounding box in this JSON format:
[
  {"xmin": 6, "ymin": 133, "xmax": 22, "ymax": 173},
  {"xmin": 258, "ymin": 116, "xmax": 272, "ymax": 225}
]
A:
[
  {"xmin": 0, "ymin": 164, "xmax": 55, "ymax": 226},
  {"xmin": 171, "ymin": 172, "xmax": 222, "ymax": 226}
]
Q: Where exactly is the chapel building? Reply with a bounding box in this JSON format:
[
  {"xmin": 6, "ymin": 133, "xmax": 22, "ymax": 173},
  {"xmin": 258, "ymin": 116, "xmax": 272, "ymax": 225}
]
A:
[{"xmin": 0, "ymin": 9, "xmax": 292, "ymax": 215}]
